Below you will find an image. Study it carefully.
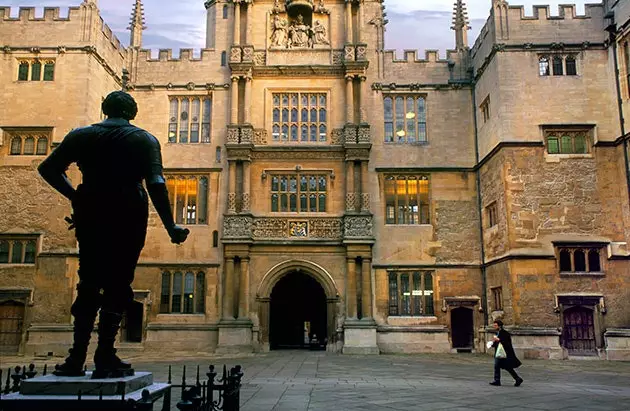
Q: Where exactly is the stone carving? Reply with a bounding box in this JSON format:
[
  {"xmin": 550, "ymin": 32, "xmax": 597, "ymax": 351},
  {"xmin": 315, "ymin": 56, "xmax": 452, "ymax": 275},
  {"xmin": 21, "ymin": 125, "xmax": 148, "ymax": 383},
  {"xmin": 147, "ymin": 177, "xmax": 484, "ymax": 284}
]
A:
[
  {"xmin": 288, "ymin": 14, "xmax": 312, "ymax": 48},
  {"xmin": 3, "ymin": 45, "xmax": 11, "ymax": 53},
  {"xmin": 242, "ymin": 45, "xmax": 254, "ymax": 62},
  {"xmin": 227, "ymin": 193, "xmax": 237, "ymax": 213},
  {"xmin": 227, "ymin": 127, "xmax": 240, "ymax": 144},
  {"xmin": 240, "ymin": 127, "xmax": 254, "ymax": 143},
  {"xmin": 330, "ymin": 129, "xmax": 344, "ymax": 145},
  {"xmin": 344, "ymin": 45, "xmax": 355, "ymax": 62},
  {"xmin": 272, "ymin": 0, "xmax": 286, "ymax": 14},
  {"xmin": 344, "ymin": 216, "xmax": 373, "ymax": 238},
  {"xmin": 57, "ymin": 46, "xmax": 66, "ymax": 54},
  {"xmin": 186, "ymin": 82, "xmax": 195, "ymax": 90},
  {"xmin": 242, "ymin": 193, "xmax": 251, "ymax": 212},
  {"xmin": 251, "ymin": 151, "xmax": 344, "ymax": 160},
  {"xmin": 270, "ymin": 15, "xmax": 289, "ymax": 47},
  {"xmin": 253, "ymin": 51, "xmax": 267, "ymax": 66},
  {"xmin": 332, "ymin": 50, "xmax": 344, "ymax": 65},
  {"xmin": 254, "ymin": 129, "xmax": 268, "ymax": 145},
  {"xmin": 230, "ymin": 46, "xmax": 242, "ymax": 63},
  {"xmin": 252, "ymin": 218, "xmax": 288, "ymax": 238},
  {"xmin": 314, "ymin": 0, "xmax": 330, "ymax": 14},
  {"xmin": 346, "ymin": 192, "xmax": 357, "ymax": 212},
  {"xmin": 310, "ymin": 218, "xmax": 343, "ymax": 239},
  {"xmin": 223, "ymin": 215, "xmax": 253, "ymax": 238},
  {"xmin": 344, "ymin": 126, "xmax": 358, "ymax": 144},
  {"xmin": 312, "ymin": 21, "xmax": 330, "ymax": 45},
  {"xmin": 357, "ymin": 126, "xmax": 371, "ymax": 143},
  {"xmin": 205, "ymin": 83, "xmax": 216, "ymax": 90},
  {"xmin": 355, "ymin": 44, "xmax": 367, "ymax": 61},
  {"xmin": 361, "ymin": 193, "xmax": 370, "ymax": 212},
  {"xmin": 289, "ymin": 221, "xmax": 308, "ymax": 237}
]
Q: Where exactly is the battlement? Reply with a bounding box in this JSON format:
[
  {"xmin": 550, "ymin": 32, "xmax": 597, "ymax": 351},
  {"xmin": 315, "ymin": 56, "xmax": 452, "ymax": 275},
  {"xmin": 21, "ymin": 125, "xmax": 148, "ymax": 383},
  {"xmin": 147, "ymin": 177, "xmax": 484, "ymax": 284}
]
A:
[
  {"xmin": 0, "ymin": 6, "xmax": 81, "ymax": 21},
  {"xmin": 137, "ymin": 48, "xmax": 218, "ymax": 62},
  {"xmin": 99, "ymin": 18, "xmax": 123, "ymax": 52},
  {"xmin": 508, "ymin": 3, "xmax": 604, "ymax": 21},
  {"xmin": 383, "ymin": 49, "xmax": 461, "ymax": 64}
]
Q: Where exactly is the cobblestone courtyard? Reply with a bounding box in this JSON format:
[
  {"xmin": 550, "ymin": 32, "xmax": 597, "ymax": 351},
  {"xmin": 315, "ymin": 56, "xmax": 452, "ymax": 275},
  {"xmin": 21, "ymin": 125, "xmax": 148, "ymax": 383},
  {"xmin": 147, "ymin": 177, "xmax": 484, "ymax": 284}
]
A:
[{"xmin": 3, "ymin": 351, "xmax": 630, "ymax": 410}]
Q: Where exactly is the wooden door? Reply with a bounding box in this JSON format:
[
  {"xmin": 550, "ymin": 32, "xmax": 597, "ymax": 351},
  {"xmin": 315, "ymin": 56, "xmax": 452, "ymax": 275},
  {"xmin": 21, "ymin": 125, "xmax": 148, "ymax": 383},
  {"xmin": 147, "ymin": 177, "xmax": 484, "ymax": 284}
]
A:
[
  {"xmin": 0, "ymin": 301, "xmax": 25, "ymax": 353},
  {"xmin": 563, "ymin": 306, "xmax": 596, "ymax": 355}
]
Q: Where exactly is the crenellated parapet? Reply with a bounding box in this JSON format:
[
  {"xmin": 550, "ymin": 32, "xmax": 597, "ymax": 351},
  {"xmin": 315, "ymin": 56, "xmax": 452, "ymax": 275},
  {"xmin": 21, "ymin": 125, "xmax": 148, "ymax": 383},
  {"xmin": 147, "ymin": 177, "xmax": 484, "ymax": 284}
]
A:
[
  {"xmin": 136, "ymin": 48, "xmax": 225, "ymax": 62},
  {"xmin": 0, "ymin": 6, "xmax": 81, "ymax": 21},
  {"xmin": 382, "ymin": 49, "xmax": 472, "ymax": 85}
]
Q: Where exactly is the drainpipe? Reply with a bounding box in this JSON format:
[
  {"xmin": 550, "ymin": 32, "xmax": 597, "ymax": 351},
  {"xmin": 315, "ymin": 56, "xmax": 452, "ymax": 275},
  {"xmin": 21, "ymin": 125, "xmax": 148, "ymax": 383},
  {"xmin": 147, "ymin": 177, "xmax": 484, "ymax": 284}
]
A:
[
  {"xmin": 607, "ymin": 13, "xmax": 630, "ymax": 213},
  {"xmin": 471, "ymin": 70, "xmax": 489, "ymax": 337}
]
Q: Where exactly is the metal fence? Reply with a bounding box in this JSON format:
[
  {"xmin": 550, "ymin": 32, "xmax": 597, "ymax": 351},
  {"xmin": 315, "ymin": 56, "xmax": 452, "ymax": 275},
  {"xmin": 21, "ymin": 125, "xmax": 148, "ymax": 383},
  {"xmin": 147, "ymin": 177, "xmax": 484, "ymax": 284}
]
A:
[{"xmin": 1, "ymin": 363, "xmax": 244, "ymax": 411}]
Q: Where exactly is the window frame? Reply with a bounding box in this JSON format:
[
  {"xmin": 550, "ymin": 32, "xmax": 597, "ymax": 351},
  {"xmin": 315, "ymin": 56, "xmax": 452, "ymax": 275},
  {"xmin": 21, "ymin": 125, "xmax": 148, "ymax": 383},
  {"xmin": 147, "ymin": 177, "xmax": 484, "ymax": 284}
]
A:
[
  {"xmin": 159, "ymin": 270, "xmax": 206, "ymax": 314},
  {"xmin": 164, "ymin": 173, "xmax": 211, "ymax": 225},
  {"xmin": 4, "ymin": 129, "xmax": 51, "ymax": 156},
  {"xmin": 387, "ymin": 270, "xmax": 435, "ymax": 317},
  {"xmin": 555, "ymin": 245, "xmax": 605, "ymax": 275},
  {"xmin": 491, "ymin": 286, "xmax": 503, "ymax": 311},
  {"xmin": 0, "ymin": 237, "xmax": 39, "ymax": 265},
  {"xmin": 480, "ymin": 96, "xmax": 490, "ymax": 124},
  {"xmin": 383, "ymin": 94, "xmax": 427, "ymax": 143},
  {"xmin": 270, "ymin": 91, "xmax": 329, "ymax": 144},
  {"xmin": 539, "ymin": 54, "xmax": 577, "ymax": 77},
  {"xmin": 544, "ymin": 128, "xmax": 591, "ymax": 155},
  {"xmin": 168, "ymin": 96, "xmax": 212, "ymax": 144},
  {"xmin": 383, "ymin": 174, "xmax": 431, "ymax": 225},
  {"xmin": 486, "ymin": 201, "xmax": 498, "ymax": 228},
  {"xmin": 269, "ymin": 172, "xmax": 328, "ymax": 213},
  {"xmin": 16, "ymin": 59, "xmax": 55, "ymax": 82}
]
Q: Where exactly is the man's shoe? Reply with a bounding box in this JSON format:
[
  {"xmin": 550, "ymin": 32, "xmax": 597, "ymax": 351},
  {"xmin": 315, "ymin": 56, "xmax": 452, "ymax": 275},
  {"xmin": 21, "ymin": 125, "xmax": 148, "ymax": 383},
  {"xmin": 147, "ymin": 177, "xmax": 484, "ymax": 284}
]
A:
[
  {"xmin": 514, "ymin": 377, "xmax": 523, "ymax": 387},
  {"xmin": 53, "ymin": 348, "xmax": 87, "ymax": 377},
  {"xmin": 489, "ymin": 381, "xmax": 501, "ymax": 386}
]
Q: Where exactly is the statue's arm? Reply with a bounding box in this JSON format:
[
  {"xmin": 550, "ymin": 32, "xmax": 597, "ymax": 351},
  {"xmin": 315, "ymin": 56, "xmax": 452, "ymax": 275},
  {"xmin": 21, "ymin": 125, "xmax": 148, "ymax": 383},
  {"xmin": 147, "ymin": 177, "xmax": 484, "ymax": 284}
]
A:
[{"xmin": 37, "ymin": 130, "xmax": 79, "ymax": 201}]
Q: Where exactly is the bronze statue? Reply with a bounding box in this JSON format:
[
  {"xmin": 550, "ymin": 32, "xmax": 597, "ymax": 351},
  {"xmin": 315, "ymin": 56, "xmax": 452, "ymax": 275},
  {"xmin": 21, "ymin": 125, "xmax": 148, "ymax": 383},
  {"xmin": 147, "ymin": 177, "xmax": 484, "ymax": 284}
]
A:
[{"xmin": 38, "ymin": 91, "xmax": 189, "ymax": 379}]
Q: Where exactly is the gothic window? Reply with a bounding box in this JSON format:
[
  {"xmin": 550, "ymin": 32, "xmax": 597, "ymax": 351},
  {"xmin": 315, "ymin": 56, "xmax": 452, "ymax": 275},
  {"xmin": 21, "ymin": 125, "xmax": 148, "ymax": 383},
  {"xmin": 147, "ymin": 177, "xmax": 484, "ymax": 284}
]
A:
[
  {"xmin": 215, "ymin": 146, "xmax": 222, "ymax": 162},
  {"xmin": 384, "ymin": 175, "xmax": 430, "ymax": 225},
  {"xmin": 491, "ymin": 287, "xmax": 503, "ymax": 311},
  {"xmin": 165, "ymin": 175, "xmax": 209, "ymax": 225},
  {"xmin": 159, "ymin": 270, "xmax": 206, "ymax": 314},
  {"xmin": 221, "ymin": 51, "xmax": 227, "ymax": 66},
  {"xmin": 539, "ymin": 56, "xmax": 550, "ymax": 76},
  {"xmin": 168, "ymin": 97, "xmax": 212, "ymax": 144},
  {"xmin": 0, "ymin": 238, "xmax": 38, "ymax": 264},
  {"xmin": 480, "ymin": 96, "xmax": 490, "ymax": 123},
  {"xmin": 388, "ymin": 271, "xmax": 434, "ymax": 316},
  {"xmin": 271, "ymin": 93, "xmax": 328, "ymax": 143},
  {"xmin": 624, "ymin": 42, "xmax": 630, "ymax": 98},
  {"xmin": 6, "ymin": 131, "xmax": 51, "ymax": 156},
  {"xmin": 556, "ymin": 246, "xmax": 604, "ymax": 274},
  {"xmin": 552, "ymin": 56, "xmax": 564, "ymax": 76},
  {"xmin": 17, "ymin": 60, "xmax": 54, "ymax": 81},
  {"xmin": 270, "ymin": 173, "xmax": 327, "ymax": 213},
  {"xmin": 486, "ymin": 201, "xmax": 498, "ymax": 228},
  {"xmin": 31, "ymin": 61, "xmax": 41, "ymax": 81},
  {"xmin": 566, "ymin": 56, "xmax": 577, "ymax": 76},
  {"xmin": 18, "ymin": 61, "xmax": 29, "ymax": 81},
  {"xmin": 212, "ymin": 230, "xmax": 219, "ymax": 247},
  {"xmin": 43, "ymin": 61, "xmax": 55, "ymax": 81},
  {"xmin": 545, "ymin": 129, "xmax": 589, "ymax": 154},
  {"xmin": 383, "ymin": 95, "xmax": 427, "ymax": 143},
  {"xmin": 223, "ymin": 5, "xmax": 229, "ymax": 19}
]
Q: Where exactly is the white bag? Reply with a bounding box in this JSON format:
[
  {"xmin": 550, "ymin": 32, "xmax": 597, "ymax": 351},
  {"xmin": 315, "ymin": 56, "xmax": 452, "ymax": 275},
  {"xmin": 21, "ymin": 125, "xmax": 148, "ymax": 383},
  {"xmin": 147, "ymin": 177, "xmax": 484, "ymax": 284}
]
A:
[
  {"xmin": 486, "ymin": 340, "xmax": 494, "ymax": 350},
  {"xmin": 495, "ymin": 342, "xmax": 507, "ymax": 359}
]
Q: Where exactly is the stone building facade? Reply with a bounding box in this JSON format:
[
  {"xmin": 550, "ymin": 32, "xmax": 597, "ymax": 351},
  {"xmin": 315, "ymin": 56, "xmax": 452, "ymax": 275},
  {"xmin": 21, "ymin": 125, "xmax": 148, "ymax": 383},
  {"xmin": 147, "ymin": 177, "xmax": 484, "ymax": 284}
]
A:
[{"xmin": 1, "ymin": 0, "xmax": 629, "ymax": 360}]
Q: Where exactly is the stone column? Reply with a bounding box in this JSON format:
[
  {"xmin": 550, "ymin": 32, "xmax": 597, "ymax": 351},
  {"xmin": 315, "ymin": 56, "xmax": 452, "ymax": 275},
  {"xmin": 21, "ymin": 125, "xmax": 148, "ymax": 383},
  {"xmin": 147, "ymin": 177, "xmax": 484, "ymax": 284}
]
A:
[
  {"xmin": 345, "ymin": 75, "xmax": 354, "ymax": 124},
  {"xmin": 223, "ymin": 257, "xmax": 235, "ymax": 319},
  {"xmin": 233, "ymin": 0, "xmax": 241, "ymax": 45},
  {"xmin": 357, "ymin": 0, "xmax": 363, "ymax": 43},
  {"xmin": 345, "ymin": 160, "xmax": 355, "ymax": 212},
  {"xmin": 346, "ymin": 257, "xmax": 357, "ymax": 319},
  {"xmin": 244, "ymin": 75, "xmax": 252, "ymax": 124},
  {"xmin": 361, "ymin": 258, "xmax": 373, "ymax": 319},
  {"xmin": 359, "ymin": 75, "xmax": 368, "ymax": 124},
  {"xmin": 360, "ymin": 160, "xmax": 369, "ymax": 212},
  {"xmin": 238, "ymin": 257, "xmax": 250, "ymax": 319},
  {"xmin": 345, "ymin": 0, "xmax": 353, "ymax": 44},
  {"xmin": 230, "ymin": 76, "xmax": 239, "ymax": 125},
  {"xmin": 242, "ymin": 160, "xmax": 251, "ymax": 212},
  {"xmin": 228, "ymin": 161, "xmax": 237, "ymax": 213}
]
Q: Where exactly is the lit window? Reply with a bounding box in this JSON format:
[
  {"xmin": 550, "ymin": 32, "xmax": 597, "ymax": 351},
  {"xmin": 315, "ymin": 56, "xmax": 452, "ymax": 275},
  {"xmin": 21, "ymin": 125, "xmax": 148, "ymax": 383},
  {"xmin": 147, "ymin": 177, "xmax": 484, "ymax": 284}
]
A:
[
  {"xmin": 165, "ymin": 175, "xmax": 209, "ymax": 225},
  {"xmin": 168, "ymin": 97, "xmax": 212, "ymax": 144},
  {"xmin": 383, "ymin": 95, "xmax": 426, "ymax": 143},
  {"xmin": 388, "ymin": 271, "xmax": 434, "ymax": 316},
  {"xmin": 539, "ymin": 56, "xmax": 550, "ymax": 76},
  {"xmin": 160, "ymin": 270, "xmax": 206, "ymax": 314},
  {"xmin": 384, "ymin": 175, "xmax": 430, "ymax": 225},
  {"xmin": 271, "ymin": 93, "xmax": 327, "ymax": 143}
]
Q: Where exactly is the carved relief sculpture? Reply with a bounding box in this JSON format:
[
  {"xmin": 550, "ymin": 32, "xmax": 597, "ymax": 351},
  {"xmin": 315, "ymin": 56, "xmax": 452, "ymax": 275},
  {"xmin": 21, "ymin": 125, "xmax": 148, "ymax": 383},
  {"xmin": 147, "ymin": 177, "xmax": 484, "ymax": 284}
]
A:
[
  {"xmin": 271, "ymin": 15, "xmax": 288, "ymax": 47},
  {"xmin": 314, "ymin": 0, "xmax": 330, "ymax": 14},
  {"xmin": 270, "ymin": 12, "xmax": 329, "ymax": 49},
  {"xmin": 288, "ymin": 14, "xmax": 312, "ymax": 48},
  {"xmin": 313, "ymin": 21, "xmax": 330, "ymax": 45}
]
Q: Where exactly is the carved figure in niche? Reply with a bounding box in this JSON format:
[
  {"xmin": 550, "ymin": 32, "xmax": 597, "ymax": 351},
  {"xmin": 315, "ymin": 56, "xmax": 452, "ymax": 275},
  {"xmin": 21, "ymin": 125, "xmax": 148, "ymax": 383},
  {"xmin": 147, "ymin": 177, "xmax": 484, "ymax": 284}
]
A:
[
  {"xmin": 272, "ymin": 0, "xmax": 286, "ymax": 14},
  {"xmin": 271, "ymin": 14, "xmax": 288, "ymax": 47},
  {"xmin": 314, "ymin": 0, "xmax": 330, "ymax": 14},
  {"xmin": 312, "ymin": 20, "xmax": 329, "ymax": 45},
  {"xmin": 288, "ymin": 14, "xmax": 312, "ymax": 48}
]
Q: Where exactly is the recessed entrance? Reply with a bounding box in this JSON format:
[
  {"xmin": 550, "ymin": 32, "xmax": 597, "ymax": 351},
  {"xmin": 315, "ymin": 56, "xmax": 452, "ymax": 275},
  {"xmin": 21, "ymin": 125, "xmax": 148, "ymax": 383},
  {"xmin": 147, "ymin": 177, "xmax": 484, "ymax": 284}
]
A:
[
  {"xmin": 270, "ymin": 271, "xmax": 327, "ymax": 350},
  {"xmin": 0, "ymin": 300, "xmax": 25, "ymax": 353},
  {"xmin": 451, "ymin": 307, "xmax": 474, "ymax": 352},
  {"xmin": 122, "ymin": 301, "xmax": 143, "ymax": 343},
  {"xmin": 563, "ymin": 306, "xmax": 597, "ymax": 356}
]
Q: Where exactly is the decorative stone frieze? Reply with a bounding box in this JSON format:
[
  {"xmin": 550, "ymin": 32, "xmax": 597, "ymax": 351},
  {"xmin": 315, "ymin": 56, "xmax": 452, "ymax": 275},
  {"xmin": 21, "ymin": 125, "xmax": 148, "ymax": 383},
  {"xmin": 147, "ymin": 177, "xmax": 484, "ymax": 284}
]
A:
[
  {"xmin": 227, "ymin": 126, "xmax": 240, "ymax": 144},
  {"xmin": 253, "ymin": 51, "xmax": 267, "ymax": 66},
  {"xmin": 343, "ymin": 215, "xmax": 373, "ymax": 239},
  {"xmin": 346, "ymin": 192, "xmax": 357, "ymax": 211},
  {"xmin": 242, "ymin": 193, "xmax": 251, "ymax": 212},
  {"xmin": 227, "ymin": 193, "xmax": 237, "ymax": 213},
  {"xmin": 355, "ymin": 43, "xmax": 367, "ymax": 61},
  {"xmin": 223, "ymin": 215, "xmax": 253, "ymax": 239},
  {"xmin": 254, "ymin": 129, "xmax": 268, "ymax": 145},
  {"xmin": 240, "ymin": 126, "xmax": 254, "ymax": 144},
  {"xmin": 242, "ymin": 45, "xmax": 254, "ymax": 63},
  {"xmin": 230, "ymin": 46, "xmax": 242, "ymax": 63},
  {"xmin": 250, "ymin": 217, "xmax": 343, "ymax": 240},
  {"xmin": 344, "ymin": 45, "xmax": 355, "ymax": 62},
  {"xmin": 361, "ymin": 193, "xmax": 370, "ymax": 212},
  {"xmin": 330, "ymin": 129, "xmax": 344, "ymax": 145}
]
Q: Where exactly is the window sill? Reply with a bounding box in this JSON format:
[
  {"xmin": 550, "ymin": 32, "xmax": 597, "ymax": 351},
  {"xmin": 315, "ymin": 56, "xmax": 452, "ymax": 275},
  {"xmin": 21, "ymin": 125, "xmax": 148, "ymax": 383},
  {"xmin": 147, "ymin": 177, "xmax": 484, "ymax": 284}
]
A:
[
  {"xmin": 545, "ymin": 153, "xmax": 593, "ymax": 162},
  {"xmin": 384, "ymin": 224, "xmax": 433, "ymax": 227},
  {"xmin": 384, "ymin": 141, "xmax": 429, "ymax": 146},
  {"xmin": 0, "ymin": 263, "xmax": 36, "ymax": 267},
  {"xmin": 559, "ymin": 271, "xmax": 605, "ymax": 277},
  {"xmin": 156, "ymin": 313, "xmax": 206, "ymax": 318}
]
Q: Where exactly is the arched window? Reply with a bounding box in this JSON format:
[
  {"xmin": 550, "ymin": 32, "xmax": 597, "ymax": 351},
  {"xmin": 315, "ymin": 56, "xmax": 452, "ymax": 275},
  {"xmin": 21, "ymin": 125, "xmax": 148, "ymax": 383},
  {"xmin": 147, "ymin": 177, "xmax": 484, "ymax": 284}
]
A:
[
  {"xmin": 160, "ymin": 271, "xmax": 171, "ymax": 313},
  {"xmin": 539, "ymin": 56, "xmax": 550, "ymax": 76},
  {"xmin": 215, "ymin": 146, "xmax": 222, "ymax": 162},
  {"xmin": 221, "ymin": 51, "xmax": 227, "ymax": 66},
  {"xmin": 36, "ymin": 137, "xmax": 48, "ymax": 155},
  {"xmin": 43, "ymin": 61, "xmax": 55, "ymax": 81},
  {"xmin": 559, "ymin": 249, "xmax": 572, "ymax": 272},
  {"xmin": 10, "ymin": 136, "xmax": 22, "ymax": 155},
  {"xmin": 212, "ymin": 230, "xmax": 219, "ymax": 247},
  {"xmin": 588, "ymin": 250, "xmax": 601, "ymax": 272},
  {"xmin": 0, "ymin": 241, "xmax": 9, "ymax": 263},
  {"xmin": 223, "ymin": 4, "xmax": 229, "ymax": 19},
  {"xmin": 552, "ymin": 56, "xmax": 564, "ymax": 76},
  {"xmin": 566, "ymin": 56, "xmax": 577, "ymax": 76},
  {"xmin": 11, "ymin": 241, "xmax": 23, "ymax": 264},
  {"xmin": 24, "ymin": 241, "xmax": 36, "ymax": 264},
  {"xmin": 18, "ymin": 62, "xmax": 29, "ymax": 81},
  {"xmin": 23, "ymin": 136, "xmax": 35, "ymax": 155},
  {"xmin": 195, "ymin": 272, "xmax": 205, "ymax": 313},
  {"xmin": 31, "ymin": 61, "xmax": 42, "ymax": 81},
  {"xmin": 574, "ymin": 250, "xmax": 586, "ymax": 272}
]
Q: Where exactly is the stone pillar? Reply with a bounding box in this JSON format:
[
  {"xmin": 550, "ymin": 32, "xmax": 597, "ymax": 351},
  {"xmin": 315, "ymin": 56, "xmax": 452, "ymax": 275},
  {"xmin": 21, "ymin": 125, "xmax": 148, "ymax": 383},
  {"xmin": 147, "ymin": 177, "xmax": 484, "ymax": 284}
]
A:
[
  {"xmin": 233, "ymin": 0, "xmax": 240, "ymax": 45},
  {"xmin": 228, "ymin": 161, "xmax": 236, "ymax": 213},
  {"xmin": 357, "ymin": 0, "xmax": 363, "ymax": 43},
  {"xmin": 245, "ymin": 1, "xmax": 252, "ymax": 45},
  {"xmin": 238, "ymin": 257, "xmax": 250, "ymax": 319},
  {"xmin": 345, "ymin": 75, "xmax": 354, "ymax": 124},
  {"xmin": 244, "ymin": 75, "xmax": 252, "ymax": 124},
  {"xmin": 361, "ymin": 258, "xmax": 373, "ymax": 319},
  {"xmin": 359, "ymin": 75, "xmax": 368, "ymax": 124},
  {"xmin": 230, "ymin": 76, "xmax": 239, "ymax": 125},
  {"xmin": 345, "ymin": 0, "xmax": 353, "ymax": 44},
  {"xmin": 242, "ymin": 160, "xmax": 251, "ymax": 212},
  {"xmin": 360, "ymin": 160, "xmax": 369, "ymax": 212},
  {"xmin": 345, "ymin": 160, "xmax": 355, "ymax": 212},
  {"xmin": 223, "ymin": 257, "xmax": 235, "ymax": 319},
  {"xmin": 346, "ymin": 257, "xmax": 357, "ymax": 319}
]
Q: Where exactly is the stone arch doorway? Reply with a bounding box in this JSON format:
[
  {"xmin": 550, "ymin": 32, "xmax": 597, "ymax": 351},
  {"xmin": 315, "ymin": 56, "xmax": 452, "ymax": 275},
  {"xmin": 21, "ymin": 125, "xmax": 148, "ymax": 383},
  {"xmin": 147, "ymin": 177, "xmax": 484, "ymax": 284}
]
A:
[
  {"xmin": 257, "ymin": 260, "xmax": 339, "ymax": 352},
  {"xmin": 451, "ymin": 307, "xmax": 474, "ymax": 351},
  {"xmin": 270, "ymin": 272, "xmax": 327, "ymax": 349}
]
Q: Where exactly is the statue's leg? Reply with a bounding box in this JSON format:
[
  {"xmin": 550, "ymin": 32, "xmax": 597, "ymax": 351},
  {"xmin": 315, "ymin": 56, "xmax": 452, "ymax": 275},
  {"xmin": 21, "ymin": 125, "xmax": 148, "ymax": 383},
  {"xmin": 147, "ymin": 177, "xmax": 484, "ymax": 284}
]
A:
[
  {"xmin": 54, "ymin": 244, "xmax": 102, "ymax": 376},
  {"xmin": 92, "ymin": 244, "xmax": 141, "ymax": 379}
]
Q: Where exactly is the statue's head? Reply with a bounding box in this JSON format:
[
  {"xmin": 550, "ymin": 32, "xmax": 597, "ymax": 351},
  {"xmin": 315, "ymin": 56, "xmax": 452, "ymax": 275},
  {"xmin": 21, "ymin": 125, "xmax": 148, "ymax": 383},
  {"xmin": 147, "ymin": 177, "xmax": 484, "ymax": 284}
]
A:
[
  {"xmin": 102, "ymin": 91, "xmax": 138, "ymax": 120},
  {"xmin": 297, "ymin": 14, "xmax": 304, "ymax": 23}
]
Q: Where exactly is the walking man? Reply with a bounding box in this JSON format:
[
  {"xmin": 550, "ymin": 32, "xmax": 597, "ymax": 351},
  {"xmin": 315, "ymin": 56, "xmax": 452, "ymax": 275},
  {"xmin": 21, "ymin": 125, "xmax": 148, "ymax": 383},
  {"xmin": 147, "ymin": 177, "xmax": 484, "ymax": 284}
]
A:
[
  {"xmin": 38, "ymin": 91, "xmax": 189, "ymax": 378},
  {"xmin": 489, "ymin": 319, "xmax": 523, "ymax": 387}
]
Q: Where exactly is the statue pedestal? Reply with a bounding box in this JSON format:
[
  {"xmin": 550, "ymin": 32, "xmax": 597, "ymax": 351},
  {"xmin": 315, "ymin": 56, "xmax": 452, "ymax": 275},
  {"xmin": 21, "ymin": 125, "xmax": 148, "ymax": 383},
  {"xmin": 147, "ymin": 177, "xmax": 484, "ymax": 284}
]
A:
[
  {"xmin": 1, "ymin": 372, "xmax": 169, "ymax": 411},
  {"xmin": 342, "ymin": 319, "xmax": 380, "ymax": 355}
]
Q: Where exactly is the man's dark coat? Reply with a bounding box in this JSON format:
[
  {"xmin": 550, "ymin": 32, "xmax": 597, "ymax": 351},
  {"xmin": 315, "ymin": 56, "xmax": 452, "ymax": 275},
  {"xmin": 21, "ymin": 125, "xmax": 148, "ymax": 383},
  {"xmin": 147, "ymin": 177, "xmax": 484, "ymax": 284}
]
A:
[{"xmin": 493, "ymin": 328, "xmax": 522, "ymax": 369}]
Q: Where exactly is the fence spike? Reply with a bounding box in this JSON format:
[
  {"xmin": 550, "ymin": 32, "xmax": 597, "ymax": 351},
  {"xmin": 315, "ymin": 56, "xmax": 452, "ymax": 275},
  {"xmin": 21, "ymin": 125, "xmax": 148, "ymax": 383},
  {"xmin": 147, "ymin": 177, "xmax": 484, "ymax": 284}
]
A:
[
  {"xmin": 42, "ymin": 364, "xmax": 47, "ymax": 376},
  {"xmin": 181, "ymin": 365, "xmax": 187, "ymax": 396},
  {"xmin": 4, "ymin": 367, "xmax": 10, "ymax": 393},
  {"xmin": 196, "ymin": 365, "xmax": 200, "ymax": 386},
  {"xmin": 168, "ymin": 365, "xmax": 172, "ymax": 384},
  {"xmin": 77, "ymin": 390, "xmax": 82, "ymax": 401},
  {"xmin": 122, "ymin": 389, "xmax": 125, "ymax": 402},
  {"xmin": 99, "ymin": 389, "xmax": 103, "ymax": 400}
]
